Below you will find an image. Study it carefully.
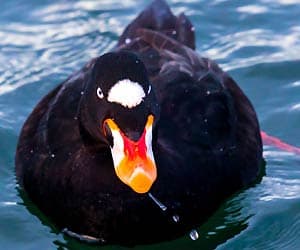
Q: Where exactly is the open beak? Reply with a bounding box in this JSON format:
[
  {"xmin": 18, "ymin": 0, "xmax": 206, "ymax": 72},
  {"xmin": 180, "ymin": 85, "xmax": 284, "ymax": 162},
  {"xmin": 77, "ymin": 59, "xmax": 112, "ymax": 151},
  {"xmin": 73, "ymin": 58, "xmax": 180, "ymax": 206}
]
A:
[{"xmin": 104, "ymin": 115, "xmax": 157, "ymax": 193}]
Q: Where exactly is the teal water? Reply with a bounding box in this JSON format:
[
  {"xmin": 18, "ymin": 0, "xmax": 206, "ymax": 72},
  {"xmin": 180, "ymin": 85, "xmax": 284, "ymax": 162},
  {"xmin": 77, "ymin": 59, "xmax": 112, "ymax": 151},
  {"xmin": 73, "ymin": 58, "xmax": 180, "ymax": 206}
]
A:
[{"xmin": 1, "ymin": 0, "xmax": 300, "ymax": 249}]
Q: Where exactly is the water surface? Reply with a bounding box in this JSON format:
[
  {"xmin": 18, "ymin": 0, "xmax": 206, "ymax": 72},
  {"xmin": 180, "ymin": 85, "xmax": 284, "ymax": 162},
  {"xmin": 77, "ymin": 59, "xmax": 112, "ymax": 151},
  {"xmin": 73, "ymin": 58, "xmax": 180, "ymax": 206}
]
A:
[{"xmin": 1, "ymin": 0, "xmax": 300, "ymax": 249}]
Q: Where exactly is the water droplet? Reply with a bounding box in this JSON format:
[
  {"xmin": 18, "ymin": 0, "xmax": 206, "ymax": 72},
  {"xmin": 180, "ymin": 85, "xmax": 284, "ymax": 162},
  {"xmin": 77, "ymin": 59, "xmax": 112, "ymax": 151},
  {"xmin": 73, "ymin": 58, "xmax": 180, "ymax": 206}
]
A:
[
  {"xmin": 206, "ymin": 90, "xmax": 211, "ymax": 95},
  {"xmin": 189, "ymin": 229, "xmax": 199, "ymax": 240},
  {"xmin": 148, "ymin": 193, "xmax": 167, "ymax": 211},
  {"xmin": 51, "ymin": 154, "xmax": 55, "ymax": 158},
  {"xmin": 125, "ymin": 38, "xmax": 131, "ymax": 44},
  {"xmin": 135, "ymin": 60, "xmax": 139, "ymax": 64},
  {"xmin": 80, "ymin": 91, "xmax": 84, "ymax": 95},
  {"xmin": 172, "ymin": 214, "xmax": 180, "ymax": 223}
]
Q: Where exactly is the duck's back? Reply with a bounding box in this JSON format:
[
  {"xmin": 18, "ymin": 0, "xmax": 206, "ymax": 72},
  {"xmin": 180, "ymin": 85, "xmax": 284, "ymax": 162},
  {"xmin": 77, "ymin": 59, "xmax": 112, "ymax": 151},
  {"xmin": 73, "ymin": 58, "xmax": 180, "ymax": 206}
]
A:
[{"xmin": 116, "ymin": 0, "xmax": 263, "ymax": 188}]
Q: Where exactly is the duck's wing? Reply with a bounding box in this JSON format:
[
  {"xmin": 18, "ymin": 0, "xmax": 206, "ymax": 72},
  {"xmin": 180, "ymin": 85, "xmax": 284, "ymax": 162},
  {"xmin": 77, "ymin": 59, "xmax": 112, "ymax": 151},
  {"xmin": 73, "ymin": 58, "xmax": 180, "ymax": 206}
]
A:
[{"xmin": 15, "ymin": 61, "xmax": 95, "ymax": 183}]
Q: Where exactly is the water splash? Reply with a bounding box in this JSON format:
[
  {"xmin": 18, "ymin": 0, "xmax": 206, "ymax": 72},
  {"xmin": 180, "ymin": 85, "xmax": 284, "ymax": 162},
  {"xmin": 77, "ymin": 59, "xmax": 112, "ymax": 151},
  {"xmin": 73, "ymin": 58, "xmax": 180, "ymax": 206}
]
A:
[
  {"xmin": 189, "ymin": 229, "xmax": 199, "ymax": 240},
  {"xmin": 172, "ymin": 214, "xmax": 180, "ymax": 223},
  {"xmin": 148, "ymin": 193, "xmax": 167, "ymax": 211}
]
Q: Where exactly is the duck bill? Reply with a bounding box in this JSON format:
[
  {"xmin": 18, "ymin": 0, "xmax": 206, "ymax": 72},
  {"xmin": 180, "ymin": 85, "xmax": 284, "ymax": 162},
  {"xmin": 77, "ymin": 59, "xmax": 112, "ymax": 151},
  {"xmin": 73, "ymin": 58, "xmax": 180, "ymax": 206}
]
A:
[{"xmin": 104, "ymin": 115, "xmax": 157, "ymax": 193}]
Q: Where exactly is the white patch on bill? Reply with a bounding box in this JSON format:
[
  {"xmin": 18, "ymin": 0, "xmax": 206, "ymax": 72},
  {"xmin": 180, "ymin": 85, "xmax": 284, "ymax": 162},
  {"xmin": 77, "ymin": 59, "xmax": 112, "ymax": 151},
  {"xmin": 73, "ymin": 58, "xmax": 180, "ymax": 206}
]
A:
[
  {"xmin": 145, "ymin": 122, "xmax": 155, "ymax": 164},
  {"xmin": 107, "ymin": 79, "xmax": 145, "ymax": 108},
  {"xmin": 110, "ymin": 129, "xmax": 124, "ymax": 168}
]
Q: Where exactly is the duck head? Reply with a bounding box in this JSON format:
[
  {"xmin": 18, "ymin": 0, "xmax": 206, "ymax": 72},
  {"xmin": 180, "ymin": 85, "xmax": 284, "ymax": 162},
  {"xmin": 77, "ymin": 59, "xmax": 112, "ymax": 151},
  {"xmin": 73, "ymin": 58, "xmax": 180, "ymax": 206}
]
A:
[{"xmin": 80, "ymin": 51, "xmax": 159, "ymax": 194}]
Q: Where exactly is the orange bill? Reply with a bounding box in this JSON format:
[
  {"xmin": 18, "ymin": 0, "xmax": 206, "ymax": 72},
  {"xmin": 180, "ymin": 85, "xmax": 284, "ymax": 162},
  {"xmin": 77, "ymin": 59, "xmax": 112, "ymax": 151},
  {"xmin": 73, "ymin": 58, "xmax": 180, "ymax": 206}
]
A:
[{"xmin": 104, "ymin": 115, "xmax": 156, "ymax": 193}]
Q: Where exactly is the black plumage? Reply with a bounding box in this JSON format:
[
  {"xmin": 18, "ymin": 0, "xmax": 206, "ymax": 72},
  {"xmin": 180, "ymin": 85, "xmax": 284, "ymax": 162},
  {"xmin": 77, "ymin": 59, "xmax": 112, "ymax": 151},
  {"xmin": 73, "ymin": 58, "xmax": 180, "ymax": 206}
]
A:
[{"xmin": 15, "ymin": 0, "xmax": 263, "ymax": 245}]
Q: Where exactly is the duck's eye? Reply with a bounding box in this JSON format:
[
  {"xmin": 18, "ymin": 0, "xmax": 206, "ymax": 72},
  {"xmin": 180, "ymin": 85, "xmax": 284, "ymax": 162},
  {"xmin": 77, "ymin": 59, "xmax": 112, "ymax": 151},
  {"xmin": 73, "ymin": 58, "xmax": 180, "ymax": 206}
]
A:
[
  {"xmin": 97, "ymin": 87, "xmax": 104, "ymax": 99},
  {"xmin": 147, "ymin": 85, "xmax": 151, "ymax": 95}
]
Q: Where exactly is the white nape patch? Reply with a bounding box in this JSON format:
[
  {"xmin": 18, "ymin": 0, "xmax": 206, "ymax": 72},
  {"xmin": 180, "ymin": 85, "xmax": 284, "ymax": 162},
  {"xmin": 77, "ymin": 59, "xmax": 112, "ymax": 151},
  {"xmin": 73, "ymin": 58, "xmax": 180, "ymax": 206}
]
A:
[{"xmin": 107, "ymin": 79, "xmax": 145, "ymax": 108}]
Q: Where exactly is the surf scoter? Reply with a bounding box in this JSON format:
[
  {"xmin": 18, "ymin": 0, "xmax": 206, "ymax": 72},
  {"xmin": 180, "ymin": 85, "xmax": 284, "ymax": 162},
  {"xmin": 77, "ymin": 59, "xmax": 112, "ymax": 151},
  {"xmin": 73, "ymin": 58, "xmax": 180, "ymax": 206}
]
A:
[{"xmin": 15, "ymin": 0, "xmax": 263, "ymax": 245}]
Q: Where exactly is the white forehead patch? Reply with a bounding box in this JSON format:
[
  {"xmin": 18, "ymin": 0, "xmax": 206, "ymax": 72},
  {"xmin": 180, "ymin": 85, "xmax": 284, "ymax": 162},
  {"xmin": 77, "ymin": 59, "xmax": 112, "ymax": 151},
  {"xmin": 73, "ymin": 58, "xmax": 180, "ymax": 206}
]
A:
[{"xmin": 107, "ymin": 79, "xmax": 145, "ymax": 108}]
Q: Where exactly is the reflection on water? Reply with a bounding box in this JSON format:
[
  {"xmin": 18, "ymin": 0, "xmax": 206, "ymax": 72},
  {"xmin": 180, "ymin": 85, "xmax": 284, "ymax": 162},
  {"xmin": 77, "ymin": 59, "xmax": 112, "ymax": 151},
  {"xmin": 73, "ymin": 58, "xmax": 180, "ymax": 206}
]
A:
[
  {"xmin": 18, "ymin": 182, "xmax": 253, "ymax": 250},
  {"xmin": 1, "ymin": 0, "xmax": 300, "ymax": 249}
]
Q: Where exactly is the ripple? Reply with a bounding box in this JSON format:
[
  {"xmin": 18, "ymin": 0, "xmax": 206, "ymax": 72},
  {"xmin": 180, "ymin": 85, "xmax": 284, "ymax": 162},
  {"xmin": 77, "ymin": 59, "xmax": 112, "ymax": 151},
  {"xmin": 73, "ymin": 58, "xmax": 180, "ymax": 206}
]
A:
[
  {"xmin": 75, "ymin": 0, "xmax": 137, "ymax": 10},
  {"xmin": 260, "ymin": 177, "xmax": 300, "ymax": 201},
  {"xmin": 263, "ymin": 147, "xmax": 298, "ymax": 158},
  {"xmin": 205, "ymin": 26, "xmax": 300, "ymax": 70},
  {"xmin": 237, "ymin": 5, "xmax": 268, "ymax": 14},
  {"xmin": 262, "ymin": 0, "xmax": 300, "ymax": 5},
  {"xmin": 290, "ymin": 103, "xmax": 300, "ymax": 111},
  {"xmin": 284, "ymin": 80, "xmax": 300, "ymax": 89},
  {"xmin": 0, "ymin": 15, "xmax": 117, "ymax": 96},
  {"xmin": 0, "ymin": 201, "xmax": 17, "ymax": 207},
  {"xmin": 246, "ymin": 204, "xmax": 300, "ymax": 250}
]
